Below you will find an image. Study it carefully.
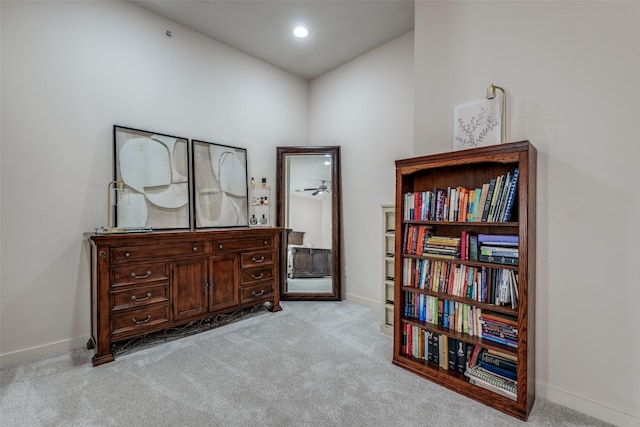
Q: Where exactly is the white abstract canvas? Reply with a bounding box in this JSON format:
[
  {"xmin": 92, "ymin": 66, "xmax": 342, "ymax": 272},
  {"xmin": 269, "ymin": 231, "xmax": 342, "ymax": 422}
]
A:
[{"xmin": 453, "ymin": 94, "xmax": 502, "ymax": 151}]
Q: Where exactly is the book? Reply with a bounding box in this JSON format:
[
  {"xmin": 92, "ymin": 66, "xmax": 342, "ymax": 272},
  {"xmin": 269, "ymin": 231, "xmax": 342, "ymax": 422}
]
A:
[
  {"xmin": 468, "ymin": 234, "xmax": 479, "ymax": 262},
  {"xmin": 448, "ymin": 337, "xmax": 457, "ymax": 371},
  {"xmin": 467, "ymin": 373, "xmax": 517, "ymax": 401},
  {"xmin": 455, "ymin": 340, "xmax": 467, "ymax": 374},
  {"xmin": 480, "ymin": 246, "xmax": 519, "ymax": 258},
  {"xmin": 494, "ymin": 172, "xmax": 511, "ymax": 222},
  {"xmin": 479, "ymin": 254, "xmax": 519, "ymax": 266},
  {"xmin": 466, "ymin": 365, "xmax": 518, "ymax": 398},
  {"xmin": 487, "ymin": 174, "xmax": 504, "ymax": 222},
  {"xmin": 440, "ymin": 335, "xmax": 448, "ymax": 369},
  {"xmin": 478, "ymin": 349, "xmax": 517, "ymax": 372},
  {"xmin": 478, "ymin": 234, "xmax": 519, "ymax": 245},
  {"xmin": 501, "ymin": 167, "xmax": 519, "ymax": 222},
  {"xmin": 478, "ymin": 360, "xmax": 517, "ymax": 381},
  {"xmin": 481, "ymin": 179, "xmax": 496, "ymax": 222},
  {"xmin": 475, "ymin": 183, "xmax": 489, "ymax": 222}
]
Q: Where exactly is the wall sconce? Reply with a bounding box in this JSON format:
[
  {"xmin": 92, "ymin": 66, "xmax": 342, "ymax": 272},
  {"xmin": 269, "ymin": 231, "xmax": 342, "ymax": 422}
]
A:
[
  {"xmin": 103, "ymin": 180, "xmax": 128, "ymax": 233},
  {"xmin": 486, "ymin": 83, "xmax": 507, "ymax": 143}
]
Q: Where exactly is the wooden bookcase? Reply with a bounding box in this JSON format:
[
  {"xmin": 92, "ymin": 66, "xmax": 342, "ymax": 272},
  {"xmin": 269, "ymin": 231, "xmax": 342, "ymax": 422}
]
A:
[{"xmin": 392, "ymin": 141, "xmax": 536, "ymax": 420}]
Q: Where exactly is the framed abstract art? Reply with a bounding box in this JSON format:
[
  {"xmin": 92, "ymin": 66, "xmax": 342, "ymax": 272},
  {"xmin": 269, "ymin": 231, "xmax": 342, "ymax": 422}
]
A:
[
  {"xmin": 113, "ymin": 126, "xmax": 191, "ymax": 230},
  {"xmin": 191, "ymin": 140, "xmax": 248, "ymax": 228}
]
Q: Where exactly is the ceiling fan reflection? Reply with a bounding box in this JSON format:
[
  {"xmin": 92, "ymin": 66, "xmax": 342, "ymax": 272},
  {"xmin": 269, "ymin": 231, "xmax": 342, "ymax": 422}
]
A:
[{"xmin": 300, "ymin": 180, "xmax": 331, "ymax": 196}]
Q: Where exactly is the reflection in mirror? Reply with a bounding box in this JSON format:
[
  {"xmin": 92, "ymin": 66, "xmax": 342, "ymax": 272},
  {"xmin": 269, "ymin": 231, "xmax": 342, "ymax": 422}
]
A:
[{"xmin": 276, "ymin": 147, "xmax": 341, "ymax": 300}]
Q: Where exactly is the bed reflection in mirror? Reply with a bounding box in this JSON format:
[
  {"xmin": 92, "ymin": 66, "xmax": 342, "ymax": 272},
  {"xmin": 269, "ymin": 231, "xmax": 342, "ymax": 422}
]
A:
[{"xmin": 276, "ymin": 147, "xmax": 341, "ymax": 300}]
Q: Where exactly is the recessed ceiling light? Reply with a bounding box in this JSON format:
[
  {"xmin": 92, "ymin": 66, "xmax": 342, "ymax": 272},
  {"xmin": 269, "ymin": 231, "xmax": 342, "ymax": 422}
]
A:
[{"xmin": 293, "ymin": 26, "xmax": 309, "ymax": 38}]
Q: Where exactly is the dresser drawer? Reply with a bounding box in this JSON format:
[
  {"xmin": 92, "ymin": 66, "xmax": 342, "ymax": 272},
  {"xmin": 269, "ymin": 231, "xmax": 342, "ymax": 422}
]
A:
[
  {"xmin": 241, "ymin": 251, "xmax": 274, "ymax": 268},
  {"xmin": 241, "ymin": 267, "xmax": 273, "ymax": 286},
  {"xmin": 111, "ymin": 243, "xmax": 205, "ymax": 263},
  {"xmin": 111, "ymin": 305, "xmax": 170, "ymax": 337},
  {"xmin": 240, "ymin": 283, "xmax": 273, "ymax": 303},
  {"xmin": 211, "ymin": 237, "xmax": 273, "ymax": 252},
  {"xmin": 111, "ymin": 283, "xmax": 169, "ymax": 312},
  {"xmin": 112, "ymin": 263, "xmax": 169, "ymax": 287}
]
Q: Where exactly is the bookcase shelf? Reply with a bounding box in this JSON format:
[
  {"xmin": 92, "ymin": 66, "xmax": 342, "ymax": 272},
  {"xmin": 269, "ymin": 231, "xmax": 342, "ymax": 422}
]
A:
[
  {"xmin": 381, "ymin": 204, "xmax": 395, "ymax": 335},
  {"xmin": 393, "ymin": 141, "xmax": 536, "ymax": 420}
]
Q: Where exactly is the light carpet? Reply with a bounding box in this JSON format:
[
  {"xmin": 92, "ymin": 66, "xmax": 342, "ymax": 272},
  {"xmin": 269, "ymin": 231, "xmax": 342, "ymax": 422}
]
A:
[{"xmin": 0, "ymin": 301, "xmax": 611, "ymax": 427}]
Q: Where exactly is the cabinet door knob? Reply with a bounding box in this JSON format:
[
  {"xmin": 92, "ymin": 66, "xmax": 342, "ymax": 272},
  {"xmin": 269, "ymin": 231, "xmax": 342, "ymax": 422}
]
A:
[
  {"xmin": 130, "ymin": 271, "xmax": 151, "ymax": 279},
  {"xmin": 130, "ymin": 292, "xmax": 152, "ymax": 302},
  {"xmin": 252, "ymin": 256, "xmax": 265, "ymax": 263},
  {"xmin": 131, "ymin": 314, "xmax": 151, "ymax": 325}
]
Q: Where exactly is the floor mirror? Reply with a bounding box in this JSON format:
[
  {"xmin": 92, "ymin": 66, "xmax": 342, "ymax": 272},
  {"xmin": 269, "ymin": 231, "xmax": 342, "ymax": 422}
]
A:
[{"xmin": 276, "ymin": 146, "xmax": 341, "ymax": 300}]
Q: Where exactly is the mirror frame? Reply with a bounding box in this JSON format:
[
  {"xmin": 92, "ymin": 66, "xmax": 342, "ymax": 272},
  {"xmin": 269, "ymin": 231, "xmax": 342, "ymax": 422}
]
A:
[{"xmin": 276, "ymin": 146, "xmax": 342, "ymax": 300}]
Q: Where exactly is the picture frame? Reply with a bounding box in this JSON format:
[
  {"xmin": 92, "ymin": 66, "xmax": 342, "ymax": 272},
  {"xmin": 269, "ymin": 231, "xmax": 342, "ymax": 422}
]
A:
[
  {"xmin": 453, "ymin": 96, "xmax": 502, "ymax": 151},
  {"xmin": 113, "ymin": 125, "xmax": 191, "ymax": 230},
  {"xmin": 191, "ymin": 140, "xmax": 248, "ymax": 228}
]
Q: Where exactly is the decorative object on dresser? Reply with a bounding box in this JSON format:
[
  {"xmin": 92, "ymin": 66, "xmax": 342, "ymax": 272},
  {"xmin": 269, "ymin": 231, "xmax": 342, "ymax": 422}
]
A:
[
  {"xmin": 86, "ymin": 227, "xmax": 282, "ymax": 366},
  {"xmin": 192, "ymin": 140, "xmax": 249, "ymax": 228},
  {"xmin": 393, "ymin": 141, "xmax": 536, "ymax": 420},
  {"xmin": 112, "ymin": 126, "xmax": 190, "ymax": 230}
]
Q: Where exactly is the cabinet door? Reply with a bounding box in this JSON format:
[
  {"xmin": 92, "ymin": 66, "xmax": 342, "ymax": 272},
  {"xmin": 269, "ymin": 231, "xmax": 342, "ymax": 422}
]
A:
[
  {"xmin": 172, "ymin": 258, "xmax": 208, "ymax": 321},
  {"xmin": 209, "ymin": 254, "xmax": 240, "ymax": 312}
]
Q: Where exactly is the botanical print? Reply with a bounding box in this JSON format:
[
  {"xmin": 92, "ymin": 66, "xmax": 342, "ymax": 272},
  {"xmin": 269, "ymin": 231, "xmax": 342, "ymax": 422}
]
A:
[{"xmin": 453, "ymin": 96, "xmax": 501, "ymax": 151}]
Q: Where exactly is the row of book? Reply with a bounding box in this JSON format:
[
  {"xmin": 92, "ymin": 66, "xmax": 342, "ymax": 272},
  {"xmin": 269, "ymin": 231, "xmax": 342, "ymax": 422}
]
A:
[
  {"xmin": 401, "ymin": 323, "xmax": 475, "ymax": 374},
  {"xmin": 403, "ymin": 292, "xmax": 519, "ymax": 344},
  {"xmin": 466, "ymin": 347, "xmax": 518, "ymax": 401},
  {"xmin": 401, "ymin": 258, "xmax": 519, "ymax": 308},
  {"xmin": 402, "ymin": 167, "xmax": 519, "ymax": 223},
  {"xmin": 400, "ymin": 324, "xmax": 518, "ymax": 401},
  {"xmin": 403, "ymin": 292, "xmax": 481, "ymax": 335},
  {"xmin": 403, "ymin": 227, "xmax": 520, "ymax": 267}
]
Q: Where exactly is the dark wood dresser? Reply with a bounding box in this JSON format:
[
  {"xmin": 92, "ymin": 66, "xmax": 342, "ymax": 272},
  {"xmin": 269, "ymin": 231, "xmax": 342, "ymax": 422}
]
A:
[{"xmin": 85, "ymin": 227, "xmax": 282, "ymax": 366}]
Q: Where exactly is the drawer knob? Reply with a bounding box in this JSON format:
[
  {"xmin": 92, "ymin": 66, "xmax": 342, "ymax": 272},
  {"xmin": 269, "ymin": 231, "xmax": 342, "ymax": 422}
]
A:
[
  {"xmin": 130, "ymin": 271, "xmax": 152, "ymax": 279},
  {"xmin": 251, "ymin": 290, "xmax": 265, "ymax": 297},
  {"xmin": 124, "ymin": 252, "xmax": 131, "ymax": 258},
  {"xmin": 131, "ymin": 314, "xmax": 151, "ymax": 325},
  {"xmin": 251, "ymin": 273, "xmax": 264, "ymax": 280},
  {"xmin": 193, "ymin": 246, "xmax": 198, "ymax": 251},
  {"xmin": 263, "ymin": 240, "xmax": 268, "ymax": 245},
  {"xmin": 218, "ymin": 244, "xmax": 223, "ymax": 249},
  {"xmin": 131, "ymin": 292, "xmax": 152, "ymax": 302},
  {"xmin": 252, "ymin": 256, "xmax": 265, "ymax": 263}
]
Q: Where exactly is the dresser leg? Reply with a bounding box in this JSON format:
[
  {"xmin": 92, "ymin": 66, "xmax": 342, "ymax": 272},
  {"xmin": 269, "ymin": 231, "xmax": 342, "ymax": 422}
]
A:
[{"xmin": 91, "ymin": 353, "xmax": 115, "ymax": 367}]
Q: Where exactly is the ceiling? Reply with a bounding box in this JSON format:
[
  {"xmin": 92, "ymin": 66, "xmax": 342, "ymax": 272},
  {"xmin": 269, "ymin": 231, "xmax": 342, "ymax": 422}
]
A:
[{"xmin": 130, "ymin": 0, "xmax": 415, "ymax": 80}]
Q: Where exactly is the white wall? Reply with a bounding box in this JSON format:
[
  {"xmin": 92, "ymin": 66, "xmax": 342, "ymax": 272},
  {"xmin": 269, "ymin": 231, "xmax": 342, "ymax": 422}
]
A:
[
  {"xmin": 0, "ymin": 1, "xmax": 308, "ymax": 363},
  {"xmin": 309, "ymin": 32, "xmax": 415, "ymax": 307},
  {"xmin": 414, "ymin": 2, "xmax": 640, "ymax": 426}
]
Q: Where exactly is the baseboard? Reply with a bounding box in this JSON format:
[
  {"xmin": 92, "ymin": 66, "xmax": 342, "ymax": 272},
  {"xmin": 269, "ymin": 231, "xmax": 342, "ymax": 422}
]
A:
[
  {"xmin": 0, "ymin": 336, "xmax": 89, "ymax": 369},
  {"xmin": 538, "ymin": 381, "xmax": 640, "ymax": 427},
  {"xmin": 344, "ymin": 293, "xmax": 380, "ymax": 311}
]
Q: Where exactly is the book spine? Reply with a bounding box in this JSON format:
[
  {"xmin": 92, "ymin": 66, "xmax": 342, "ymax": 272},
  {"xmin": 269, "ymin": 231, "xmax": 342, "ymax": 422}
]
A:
[
  {"xmin": 478, "ymin": 254, "xmax": 519, "ymax": 266},
  {"xmin": 477, "ymin": 234, "xmax": 518, "ymax": 244},
  {"xmin": 501, "ymin": 167, "xmax": 519, "ymax": 222},
  {"xmin": 481, "ymin": 179, "xmax": 496, "ymax": 222},
  {"xmin": 479, "ymin": 351, "xmax": 517, "ymax": 372}
]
